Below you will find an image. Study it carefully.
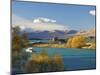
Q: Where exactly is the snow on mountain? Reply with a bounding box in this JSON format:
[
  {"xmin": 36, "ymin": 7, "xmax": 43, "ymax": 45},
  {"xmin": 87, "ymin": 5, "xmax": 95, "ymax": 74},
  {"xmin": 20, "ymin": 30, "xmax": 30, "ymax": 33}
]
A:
[
  {"xmin": 14, "ymin": 16, "xmax": 95, "ymax": 39},
  {"xmin": 12, "ymin": 15, "xmax": 68, "ymax": 32}
]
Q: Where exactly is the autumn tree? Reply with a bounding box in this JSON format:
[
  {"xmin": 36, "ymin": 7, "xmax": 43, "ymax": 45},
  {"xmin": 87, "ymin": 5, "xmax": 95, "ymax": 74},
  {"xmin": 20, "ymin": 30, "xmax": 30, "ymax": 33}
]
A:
[
  {"xmin": 66, "ymin": 36, "xmax": 86, "ymax": 48},
  {"xmin": 50, "ymin": 53, "xmax": 64, "ymax": 71},
  {"xmin": 25, "ymin": 49, "xmax": 64, "ymax": 73},
  {"xmin": 12, "ymin": 26, "xmax": 30, "ymax": 74}
]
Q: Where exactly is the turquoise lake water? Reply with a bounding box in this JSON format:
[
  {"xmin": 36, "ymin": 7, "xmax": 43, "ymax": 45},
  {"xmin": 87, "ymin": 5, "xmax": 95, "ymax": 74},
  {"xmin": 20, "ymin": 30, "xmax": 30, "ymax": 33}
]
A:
[
  {"xmin": 33, "ymin": 47, "xmax": 96, "ymax": 71},
  {"xmin": 29, "ymin": 39, "xmax": 96, "ymax": 70},
  {"xmin": 12, "ymin": 40, "xmax": 96, "ymax": 74},
  {"xmin": 29, "ymin": 39, "xmax": 49, "ymax": 43}
]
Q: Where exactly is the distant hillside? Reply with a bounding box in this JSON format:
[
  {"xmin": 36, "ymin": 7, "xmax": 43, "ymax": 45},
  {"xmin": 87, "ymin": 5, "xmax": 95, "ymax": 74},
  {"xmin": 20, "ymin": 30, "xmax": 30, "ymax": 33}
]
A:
[
  {"xmin": 75, "ymin": 28, "xmax": 95, "ymax": 37},
  {"xmin": 24, "ymin": 29, "xmax": 79, "ymax": 39},
  {"xmin": 26, "ymin": 30, "xmax": 68, "ymax": 39},
  {"xmin": 67, "ymin": 30, "xmax": 78, "ymax": 34},
  {"xmin": 21, "ymin": 28, "xmax": 95, "ymax": 39}
]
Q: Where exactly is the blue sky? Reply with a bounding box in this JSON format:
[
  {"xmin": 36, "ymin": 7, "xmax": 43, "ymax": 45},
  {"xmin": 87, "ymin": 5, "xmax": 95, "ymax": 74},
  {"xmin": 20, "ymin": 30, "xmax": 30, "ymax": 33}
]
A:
[{"xmin": 12, "ymin": 1, "xmax": 96, "ymax": 30}]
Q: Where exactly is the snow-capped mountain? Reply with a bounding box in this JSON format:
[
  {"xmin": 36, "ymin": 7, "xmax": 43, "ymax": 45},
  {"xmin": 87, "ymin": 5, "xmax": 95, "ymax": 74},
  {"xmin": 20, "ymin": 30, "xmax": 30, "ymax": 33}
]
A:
[
  {"xmin": 13, "ymin": 17, "xmax": 95, "ymax": 39},
  {"xmin": 12, "ymin": 17, "xmax": 71, "ymax": 39},
  {"xmin": 26, "ymin": 30, "xmax": 68, "ymax": 39},
  {"xmin": 12, "ymin": 16, "xmax": 68, "ymax": 32},
  {"xmin": 21, "ymin": 28, "xmax": 78, "ymax": 39}
]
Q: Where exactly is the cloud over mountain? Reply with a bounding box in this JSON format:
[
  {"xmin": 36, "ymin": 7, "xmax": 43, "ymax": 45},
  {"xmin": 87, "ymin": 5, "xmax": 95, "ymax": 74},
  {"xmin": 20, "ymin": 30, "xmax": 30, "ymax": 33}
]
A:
[{"xmin": 12, "ymin": 14, "xmax": 68, "ymax": 32}]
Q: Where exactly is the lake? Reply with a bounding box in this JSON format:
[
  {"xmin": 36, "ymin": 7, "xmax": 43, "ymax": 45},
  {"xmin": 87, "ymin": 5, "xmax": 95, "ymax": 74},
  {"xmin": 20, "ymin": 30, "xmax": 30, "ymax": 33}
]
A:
[
  {"xmin": 33, "ymin": 47, "xmax": 96, "ymax": 71},
  {"xmin": 29, "ymin": 39, "xmax": 49, "ymax": 43},
  {"xmin": 12, "ymin": 40, "xmax": 96, "ymax": 74}
]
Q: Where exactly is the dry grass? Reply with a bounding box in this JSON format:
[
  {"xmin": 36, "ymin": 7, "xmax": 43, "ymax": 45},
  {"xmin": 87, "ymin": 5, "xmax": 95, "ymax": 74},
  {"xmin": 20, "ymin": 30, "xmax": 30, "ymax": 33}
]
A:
[{"xmin": 33, "ymin": 43, "xmax": 67, "ymax": 48}]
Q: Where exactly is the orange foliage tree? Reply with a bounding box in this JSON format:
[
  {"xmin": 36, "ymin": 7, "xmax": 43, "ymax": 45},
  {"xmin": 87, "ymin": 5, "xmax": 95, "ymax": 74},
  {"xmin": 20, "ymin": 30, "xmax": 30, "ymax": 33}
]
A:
[{"xmin": 66, "ymin": 36, "xmax": 86, "ymax": 48}]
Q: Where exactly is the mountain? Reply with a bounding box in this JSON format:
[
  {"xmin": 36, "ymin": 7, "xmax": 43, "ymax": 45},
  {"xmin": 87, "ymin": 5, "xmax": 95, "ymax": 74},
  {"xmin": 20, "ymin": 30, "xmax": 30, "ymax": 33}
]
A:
[
  {"xmin": 75, "ymin": 28, "xmax": 95, "ymax": 37},
  {"xmin": 13, "ymin": 17, "xmax": 79, "ymax": 39},
  {"xmin": 26, "ymin": 30, "xmax": 68, "ymax": 39},
  {"xmin": 23, "ymin": 29, "xmax": 79, "ymax": 39},
  {"xmin": 67, "ymin": 30, "xmax": 78, "ymax": 34},
  {"xmin": 21, "ymin": 27, "xmax": 95, "ymax": 39}
]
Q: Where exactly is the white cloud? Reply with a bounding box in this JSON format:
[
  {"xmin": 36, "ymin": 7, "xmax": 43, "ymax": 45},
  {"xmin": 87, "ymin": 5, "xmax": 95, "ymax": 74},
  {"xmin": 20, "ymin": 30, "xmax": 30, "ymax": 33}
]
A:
[
  {"xmin": 31, "ymin": 23, "xmax": 68, "ymax": 31},
  {"xmin": 89, "ymin": 10, "xmax": 96, "ymax": 16},
  {"xmin": 12, "ymin": 14, "xmax": 68, "ymax": 32},
  {"xmin": 33, "ymin": 17, "xmax": 56, "ymax": 23}
]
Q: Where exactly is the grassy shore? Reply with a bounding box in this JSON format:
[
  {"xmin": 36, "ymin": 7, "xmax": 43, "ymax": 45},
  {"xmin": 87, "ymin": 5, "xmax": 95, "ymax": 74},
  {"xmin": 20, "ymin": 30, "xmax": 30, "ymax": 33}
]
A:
[
  {"xmin": 32, "ymin": 43, "xmax": 95, "ymax": 49},
  {"xmin": 32, "ymin": 43, "xmax": 67, "ymax": 48}
]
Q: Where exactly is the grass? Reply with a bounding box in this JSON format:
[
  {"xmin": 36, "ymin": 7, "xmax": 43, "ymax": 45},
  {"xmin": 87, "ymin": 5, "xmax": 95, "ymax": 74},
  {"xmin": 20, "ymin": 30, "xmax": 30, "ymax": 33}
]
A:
[{"xmin": 33, "ymin": 43, "xmax": 67, "ymax": 48}]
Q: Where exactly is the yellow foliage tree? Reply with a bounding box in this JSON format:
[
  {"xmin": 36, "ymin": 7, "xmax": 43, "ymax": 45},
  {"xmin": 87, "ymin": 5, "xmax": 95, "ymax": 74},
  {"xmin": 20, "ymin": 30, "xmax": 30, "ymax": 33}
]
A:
[
  {"xmin": 25, "ymin": 49, "xmax": 64, "ymax": 73},
  {"xmin": 51, "ymin": 53, "xmax": 64, "ymax": 71},
  {"xmin": 52, "ymin": 54, "xmax": 62, "ymax": 63},
  {"xmin": 66, "ymin": 36, "xmax": 86, "ymax": 48},
  {"xmin": 66, "ymin": 38, "xmax": 72, "ymax": 48},
  {"xmin": 31, "ymin": 53, "xmax": 38, "ymax": 62},
  {"xmin": 31, "ymin": 49, "xmax": 49, "ymax": 63}
]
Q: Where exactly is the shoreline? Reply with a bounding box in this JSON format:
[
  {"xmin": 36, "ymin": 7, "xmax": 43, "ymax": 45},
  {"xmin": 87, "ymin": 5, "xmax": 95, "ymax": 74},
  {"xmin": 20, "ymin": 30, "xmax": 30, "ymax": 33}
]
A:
[{"xmin": 32, "ymin": 43, "xmax": 96, "ymax": 50}]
